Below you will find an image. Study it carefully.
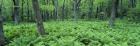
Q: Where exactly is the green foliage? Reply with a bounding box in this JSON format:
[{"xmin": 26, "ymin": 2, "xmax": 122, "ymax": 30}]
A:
[
  {"xmin": 4, "ymin": 20, "xmax": 140, "ymax": 46},
  {"xmin": 127, "ymin": 4, "xmax": 140, "ymax": 22},
  {"xmin": 1, "ymin": 0, "xmax": 140, "ymax": 21},
  {"xmin": 8, "ymin": 35, "xmax": 37, "ymax": 46}
]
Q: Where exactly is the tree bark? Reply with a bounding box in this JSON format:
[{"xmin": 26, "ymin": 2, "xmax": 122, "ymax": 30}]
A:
[
  {"xmin": 73, "ymin": 0, "xmax": 81, "ymax": 21},
  {"xmin": 27, "ymin": 0, "xmax": 31, "ymax": 22},
  {"xmin": 109, "ymin": 0, "xmax": 119, "ymax": 27},
  {"xmin": 32, "ymin": 0, "xmax": 47, "ymax": 35},
  {"xmin": 62, "ymin": 0, "xmax": 66, "ymax": 21},
  {"xmin": 21, "ymin": 0, "xmax": 24, "ymax": 21},
  {"xmin": 88, "ymin": 0, "xmax": 94, "ymax": 20},
  {"xmin": 129, "ymin": 0, "xmax": 136, "ymax": 8},
  {"xmin": 53, "ymin": 0, "xmax": 58, "ymax": 20},
  {"xmin": 12, "ymin": 0, "xmax": 20, "ymax": 24},
  {"xmin": 0, "ymin": 1, "xmax": 5, "ymax": 45},
  {"xmin": 45, "ymin": 0, "xmax": 50, "ymax": 20}
]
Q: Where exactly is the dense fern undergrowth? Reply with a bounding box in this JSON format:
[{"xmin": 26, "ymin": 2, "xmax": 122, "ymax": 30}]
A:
[{"xmin": 4, "ymin": 20, "xmax": 140, "ymax": 46}]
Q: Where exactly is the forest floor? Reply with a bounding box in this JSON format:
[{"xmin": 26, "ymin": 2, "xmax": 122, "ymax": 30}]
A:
[{"xmin": 4, "ymin": 20, "xmax": 140, "ymax": 46}]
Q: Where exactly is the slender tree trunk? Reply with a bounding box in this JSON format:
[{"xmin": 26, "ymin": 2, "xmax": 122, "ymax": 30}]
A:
[
  {"xmin": 0, "ymin": 0, "xmax": 5, "ymax": 45},
  {"xmin": 88, "ymin": 0, "xmax": 94, "ymax": 20},
  {"xmin": 13, "ymin": 0, "xmax": 20, "ymax": 24},
  {"xmin": 27, "ymin": 0, "xmax": 30, "ymax": 22},
  {"xmin": 62, "ymin": 0, "xmax": 66, "ymax": 21},
  {"xmin": 129, "ymin": 0, "xmax": 136, "ymax": 8},
  {"xmin": 95, "ymin": 6, "xmax": 99, "ymax": 18},
  {"xmin": 73, "ymin": 0, "xmax": 81, "ymax": 21},
  {"xmin": 109, "ymin": 0, "xmax": 119, "ymax": 27},
  {"xmin": 118, "ymin": 0, "xmax": 123, "ymax": 19},
  {"xmin": 21, "ymin": 0, "xmax": 24, "ymax": 21},
  {"xmin": 0, "ymin": 16, "xmax": 5, "ymax": 46},
  {"xmin": 106, "ymin": 0, "xmax": 112, "ymax": 18},
  {"xmin": 53, "ymin": 0, "xmax": 58, "ymax": 20},
  {"xmin": 73, "ymin": 0, "xmax": 77, "ymax": 21},
  {"xmin": 44, "ymin": 0, "xmax": 50, "ymax": 21},
  {"xmin": 32, "ymin": 0, "xmax": 47, "ymax": 35},
  {"xmin": 46, "ymin": 0, "xmax": 49, "ymax": 4}
]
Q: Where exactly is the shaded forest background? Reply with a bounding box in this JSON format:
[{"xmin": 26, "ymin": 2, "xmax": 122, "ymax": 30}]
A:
[{"xmin": 0, "ymin": 0, "xmax": 140, "ymax": 22}]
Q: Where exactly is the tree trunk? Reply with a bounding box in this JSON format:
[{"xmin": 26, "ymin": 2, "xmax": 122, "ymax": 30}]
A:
[
  {"xmin": 129, "ymin": 0, "xmax": 136, "ymax": 8},
  {"xmin": 13, "ymin": 0, "xmax": 20, "ymax": 24},
  {"xmin": 32, "ymin": 0, "xmax": 47, "ymax": 35},
  {"xmin": 73, "ymin": 0, "xmax": 81, "ymax": 21},
  {"xmin": 0, "ymin": 16, "xmax": 5, "ymax": 46},
  {"xmin": 27, "ymin": 0, "xmax": 31, "ymax": 22},
  {"xmin": 21, "ymin": 0, "xmax": 24, "ymax": 21},
  {"xmin": 0, "ymin": 1, "xmax": 5, "ymax": 45},
  {"xmin": 62, "ymin": 0, "xmax": 66, "ymax": 21},
  {"xmin": 88, "ymin": 0, "xmax": 94, "ymax": 20},
  {"xmin": 73, "ymin": 0, "xmax": 76, "ymax": 21},
  {"xmin": 109, "ymin": 0, "xmax": 119, "ymax": 27},
  {"xmin": 44, "ymin": 0, "xmax": 50, "ymax": 21},
  {"xmin": 53, "ymin": 0, "xmax": 58, "ymax": 20}
]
